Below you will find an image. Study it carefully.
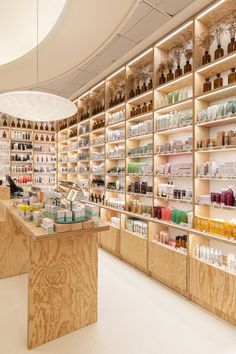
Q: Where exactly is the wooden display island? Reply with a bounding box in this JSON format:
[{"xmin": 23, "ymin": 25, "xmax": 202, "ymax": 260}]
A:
[{"xmin": 0, "ymin": 198, "xmax": 109, "ymax": 349}]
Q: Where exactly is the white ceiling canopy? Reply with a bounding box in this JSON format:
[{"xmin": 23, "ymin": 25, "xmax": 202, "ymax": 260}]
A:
[
  {"xmin": 0, "ymin": 0, "xmax": 66, "ymax": 65},
  {"xmin": 0, "ymin": 91, "xmax": 77, "ymax": 121}
]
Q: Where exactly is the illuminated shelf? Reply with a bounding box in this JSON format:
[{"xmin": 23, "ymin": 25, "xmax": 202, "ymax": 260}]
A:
[
  {"xmin": 127, "ymin": 111, "xmax": 153, "ymax": 123},
  {"xmin": 157, "ymin": 150, "xmax": 192, "ymax": 156},
  {"xmin": 127, "ymin": 133, "xmax": 153, "ymax": 140},
  {"xmin": 155, "ymin": 98, "xmax": 193, "ymax": 114},
  {"xmin": 196, "ymin": 52, "xmax": 236, "ymax": 77},
  {"xmin": 156, "ymin": 125, "xmax": 192, "ymax": 135},
  {"xmin": 127, "ymin": 192, "xmax": 153, "ymax": 198},
  {"xmin": 127, "ymin": 90, "xmax": 153, "ymax": 105},
  {"xmin": 156, "ymin": 196, "xmax": 192, "ymax": 204},
  {"xmin": 156, "ymin": 73, "xmax": 192, "ymax": 93},
  {"xmin": 196, "ymin": 115, "xmax": 236, "ymax": 127},
  {"xmin": 107, "ymin": 120, "xmax": 125, "ymax": 129},
  {"xmin": 196, "ymin": 83, "xmax": 236, "ymax": 102}
]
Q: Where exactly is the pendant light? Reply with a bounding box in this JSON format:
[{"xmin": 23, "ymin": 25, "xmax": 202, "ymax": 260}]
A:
[{"xmin": 0, "ymin": 0, "xmax": 77, "ymax": 121}]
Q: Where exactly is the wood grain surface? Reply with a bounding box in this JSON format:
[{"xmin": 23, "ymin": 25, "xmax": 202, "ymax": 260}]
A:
[
  {"xmin": 120, "ymin": 230, "xmax": 147, "ymax": 272},
  {"xmin": 189, "ymin": 257, "xmax": 236, "ymax": 325},
  {"xmin": 100, "ymin": 226, "xmax": 120, "ymax": 256},
  {"xmin": 0, "ymin": 203, "xmax": 29, "ymax": 278},
  {"xmin": 149, "ymin": 241, "xmax": 187, "ymax": 296},
  {"xmin": 28, "ymin": 231, "xmax": 98, "ymax": 349}
]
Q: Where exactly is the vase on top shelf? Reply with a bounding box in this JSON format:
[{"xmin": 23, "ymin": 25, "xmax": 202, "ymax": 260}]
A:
[
  {"xmin": 166, "ymin": 57, "xmax": 174, "ymax": 82},
  {"xmin": 175, "ymin": 65, "xmax": 182, "ymax": 78},
  {"xmin": 228, "ymin": 38, "xmax": 236, "ymax": 53},
  {"xmin": 214, "ymin": 44, "xmax": 224, "ymax": 60},
  {"xmin": 202, "ymin": 51, "xmax": 211, "ymax": 65}
]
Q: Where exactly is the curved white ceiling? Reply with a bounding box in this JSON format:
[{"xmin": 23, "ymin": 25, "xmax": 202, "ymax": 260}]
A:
[
  {"xmin": 0, "ymin": 0, "xmax": 66, "ymax": 65},
  {"xmin": 0, "ymin": 0, "xmax": 136, "ymax": 91}
]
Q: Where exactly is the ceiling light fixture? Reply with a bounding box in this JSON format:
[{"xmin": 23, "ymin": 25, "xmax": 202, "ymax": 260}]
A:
[{"xmin": 0, "ymin": 0, "xmax": 77, "ymax": 122}]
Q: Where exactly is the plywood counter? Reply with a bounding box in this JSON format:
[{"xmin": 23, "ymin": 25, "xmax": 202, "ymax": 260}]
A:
[{"xmin": 0, "ymin": 199, "xmax": 109, "ymax": 349}]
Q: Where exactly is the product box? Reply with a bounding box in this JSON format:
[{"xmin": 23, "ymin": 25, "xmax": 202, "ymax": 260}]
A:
[
  {"xmin": 57, "ymin": 209, "xmax": 65, "ymax": 223},
  {"xmin": 65, "ymin": 210, "xmax": 73, "ymax": 222}
]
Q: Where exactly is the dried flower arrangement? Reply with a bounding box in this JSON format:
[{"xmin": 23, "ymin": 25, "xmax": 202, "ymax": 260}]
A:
[
  {"xmin": 184, "ymin": 48, "xmax": 193, "ymax": 61},
  {"xmin": 170, "ymin": 43, "xmax": 184, "ymax": 66},
  {"xmin": 224, "ymin": 9, "xmax": 236, "ymax": 39},
  {"xmin": 138, "ymin": 63, "xmax": 153, "ymax": 83},
  {"xmin": 197, "ymin": 31, "xmax": 214, "ymax": 52},
  {"xmin": 157, "ymin": 62, "xmax": 166, "ymax": 74},
  {"xmin": 166, "ymin": 56, "xmax": 174, "ymax": 71}
]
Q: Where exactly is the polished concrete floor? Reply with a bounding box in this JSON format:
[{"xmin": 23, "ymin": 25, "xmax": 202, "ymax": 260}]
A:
[{"xmin": 0, "ymin": 249, "xmax": 235, "ymax": 354}]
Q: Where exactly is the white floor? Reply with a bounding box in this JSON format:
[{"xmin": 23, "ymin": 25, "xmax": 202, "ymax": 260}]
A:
[{"xmin": 0, "ymin": 250, "xmax": 235, "ymax": 354}]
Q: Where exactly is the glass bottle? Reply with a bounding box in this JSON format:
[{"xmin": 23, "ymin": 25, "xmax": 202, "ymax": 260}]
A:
[
  {"xmin": 228, "ymin": 68, "xmax": 236, "ymax": 84},
  {"xmin": 40, "ymin": 123, "xmax": 44, "ymax": 130},
  {"xmin": 135, "ymin": 85, "xmax": 141, "ymax": 96},
  {"xmin": 142, "ymin": 102, "xmax": 147, "ymax": 113},
  {"xmin": 35, "ymin": 134, "xmax": 38, "ymax": 141},
  {"xmin": 22, "ymin": 121, "xmax": 26, "ymax": 129},
  {"xmin": 167, "ymin": 70, "xmax": 174, "ymax": 81},
  {"xmin": 11, "ymin": 120, "xmax": 15, "ymax": 127},
  {"xmin": 129, "ymin": 89, "xmax": 135, "ymax": 98},
  {"xmin": 51, "ymin": 124, "xmax": 54, "ymax": 131},
  {"xmin": 35, "ymin": 122, "xmax": 38, "ymax": 130},
  {"xmin": 184, "ymin": 61, "xmax": 192, "ymax": 74},
  {"xmin": 147, "ymin": 79, "xmax": 153, "ymax": 90},
  {"xmin": 141, "ymin": 82, "xmax": 147, "ymax": 92},
  {"xmin": 45, "ymin": 123, "xmax": 49, "ymax": 131},
  {"xmin": 51, "ymin": 135, "xmax": 55, "ymax": 142},
  {"xmin": 228, "ymin": 38, "xmax": 236, "ymax": 54},
  {"xmin": 175, "ymin": 65, "xmax": 182, "ymax": 78},
  {"xmin": 27, "ymin": 121, "xmax": 31, "ymax": 129},
  {"xmin": 214, "ymin": 73, "xmax": 223, "ymax": 89},
  {"xmin": 17, "ymin": 120, "xmax": 21, "ymax": 128},
  {"xmin": 214, "ymin": 44, "xmax": 224, "ymax": 60},
  {"xmin": 202, "ymin": 51, "xmax": 211, "ymax": 65},
  {"xmin": 159, "ymin": 73, "xmax": 166, "ymax": 85},
  {"xmin": 203, "ymin": 78, "xmax": 212, "ymax": 92},
  {"xmin": 40, "ymin": 134, "xmax": 44, "ymax": 141},
  {"xmin": 148, "ymin": 100, "xmax": 153, "ymax": 111}
]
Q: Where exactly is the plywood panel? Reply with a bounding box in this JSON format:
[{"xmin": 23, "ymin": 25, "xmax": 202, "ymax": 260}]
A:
[
  {"xmin": 0, "ymin": 204, "xmax": 29, "ymax": 278},
  {"xmin": 28, "ymin": 231, "xmax": 98, "ymax": 349},
  {"xmin": 0, "ymin": 186, "xmax": 10, "ymax": 200},
  {"xmin": 149, "ymin": 241, "xmax": 187, "ymax": 295},
  {"xmin": 120, "ymin": 230, "xmax": 147, "ymax": 272},
  {"xmin": 100, "ymin": 227, "xmax": 120, "ymax": 256},
  {"xmin": 189, "ymin": 257, "xmax": 236, "ymax": 325}
]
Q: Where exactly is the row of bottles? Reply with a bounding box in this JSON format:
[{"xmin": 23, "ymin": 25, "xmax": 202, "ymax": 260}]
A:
[
  {"xmin": 92, "ymin": 119, "xmax": 105, "ymax": 130},
  {"xmin": 203, "ymin": 69, "xmax": 236, "ymax": 93},
  {"xmin": 35, "ymin": 134, "xmax": 55, "ymax": 142},
  {"xmin": 11, "ymin": 142, "xmax": 32, "ymax": 151},
  {"xmin": 11, "ymin": 131, "xmax": 31, "ymax": 140},
  {"xmin": 129, "ymin": 79, "xmax": 153, "ymax": 99},
  {"xmin": 90, "ymin": 193, "xmax": 105, "ymax": 204},
  {"xmin": 130, "ymin": 100, "xmax": 153, "ymax": 117},
  {"xmin": 109, "ymin": 93, "xmax": 125, "ymax": 108}
]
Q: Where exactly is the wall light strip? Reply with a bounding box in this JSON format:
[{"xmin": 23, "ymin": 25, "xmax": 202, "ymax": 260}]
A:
[
  {"xmin": 107, "ymin": 102, "xmax": 126, "ymax": 113},
  {"xmin": 156, "ymin": 21, "xmax": 193, "ymax": 47},
  {"xmin": 107, "ymin": 66, "xmax": 126, "ymax": 81},
  {"xmin": 91, "ymin": 111, "xmax": 105, "ymax": 119},
  {"xmin": 197, "ymin": 84, "xmax": 236, "ymax": 100},
  {"xmin": 91, "ymin": 80, "xmax": 105, "ymax": 91},
  {"xmin": 196, "ymin": 0, "xmax": 225, "ymax": 20},
  {"xmin": 156, "ymin": 73, "xmax": 192, "ymax": 91},
  {"xmin": 127, "ymin": 91, "xmax": 152, "ymax": 104},
  {"xmin": 127, "ymin": 48, "xmax": 153, "ymax": 66},
  {"xmin": 196, "ymin": 52, "xmax": 236, "ymax": 73},
  {"xmin": 78, "ymin": 90, "xmax": 90, "ymax": 100}
]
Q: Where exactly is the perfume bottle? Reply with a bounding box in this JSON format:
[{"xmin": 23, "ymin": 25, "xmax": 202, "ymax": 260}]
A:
[
  {"xmin": 228, "ymin": 68, "xmax": 236, "ymax": 84},
  {"xmin": 203, "ymin": 78, "xmax": 212, "ymax": 92},
  {"xmin": 27, "ymin": 122, "xmax": 31, "ymax": 129},
  {"xmin": 214, "ymin": 73, "xmax": 223, "ymax": 89},
  {"xmin": 147, "ymin": 79, "xmax": 153, "ymax": 90}
]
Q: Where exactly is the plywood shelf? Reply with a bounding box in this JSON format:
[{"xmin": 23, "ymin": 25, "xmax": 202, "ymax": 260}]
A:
[
  {"xmin": 196, "ymin": 52, "xmax": 236, "ymax": 77},
  {"xmin": 155, "ymin": 73, "xmax": 192, "ymax": 93},
  {"xmin": 155, "ymin": 98, "xmax": 193, "ymax": 114},
  {"xmin": 196, "ymin": 83, "xmax": 236, "ymax": 102},
  {"xmin": 156, "ymin": 125, "xmax": 192, "ymax": 135}
]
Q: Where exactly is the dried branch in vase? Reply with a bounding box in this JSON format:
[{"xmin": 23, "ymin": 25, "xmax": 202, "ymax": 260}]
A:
[
  {"xmin": 197, "ymin": 31, "xmax": 214, "ymax": 52},
  {"xmin": 224, "ymin": 9, "xmax": 236, "ymax": 54},
  {"xmin": 184, "ymin": 48, "xmax": 193, "ymax": 61}
]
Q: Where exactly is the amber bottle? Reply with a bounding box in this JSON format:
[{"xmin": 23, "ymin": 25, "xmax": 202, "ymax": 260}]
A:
[
  {"xmin": 228, "ymin": 38, "xmax": 236, "ymax": 54},
  {"xmin": 27, "ymin": 122, "xmax": 31, "ymax": 129},
  {"xmin": 203, "ymin": 78, "xmax": 212, "ymax": 92},
  {"xmin": 147, "ymin": 79, "xmax": 153, "ymax": 90},
  {"xmin": 159, "ymin": 73, "xmax": 166, "ymax": 85},
  {"xmin": 141, "ymin": 82, "xmax": 147, "ymax": 92},
  {"xmin": 202, "ymin": 51, "xmax": 211, "ymax": 65},
  {"xmin": 35, "ymin": 123, "xmax": 38, "ymax": 130},
  {"xmin": 184, "ymin": 61, "xmax": 192, "ymax": 74},
  {"xmin": 135, "ymin": 86, "xmax": 141, "ymax": 96},
  {"xmin": 11, "ymin": 120, "xmax": 15, "ymax": 127},
  {"xmin": 17, "ymin": 120, "xmax": 21, "ymax": 128},
  {"xmin": 167, "ymin": 70, "xmax": 174, "ymax": 81},
  {"xmin": 129, "ymin": 89, "xmax": 135, "ymax": 98},
  {"xmin": 214, "ymin": 44, "xmax": 224, "ymax": 60},
  {"xmin": 228, "ymin": 68, "xmax": 236, "ymax": 84},
  {"xmin": 214, "ymin": 73, "xmax": 223, "ymax": 89},
  {"xmin": 175, "ymin": 65, "xmax": 182, "ymax": 78}
]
